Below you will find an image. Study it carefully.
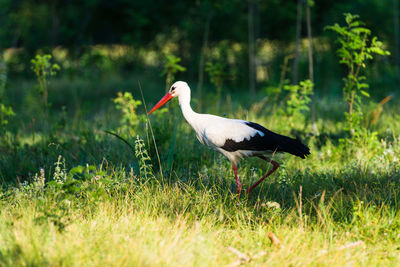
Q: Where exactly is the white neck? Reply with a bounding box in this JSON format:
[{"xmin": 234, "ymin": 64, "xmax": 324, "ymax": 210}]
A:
[{"xmin": 178, "ymin": 90, "xmax": 198, "ymax": 126}]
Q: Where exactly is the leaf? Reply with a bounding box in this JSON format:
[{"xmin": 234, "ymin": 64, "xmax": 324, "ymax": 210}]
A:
[
  {"xmin": 357, "ymin": 82, "xmax": 369, "ymax": 89},
  {"xmin": 360, "ymin": 90, "xmax": 370, "ymax": 97},
  {"xmin": 351, "ymin": 27, "xmax": 370, "ymax": 35}
]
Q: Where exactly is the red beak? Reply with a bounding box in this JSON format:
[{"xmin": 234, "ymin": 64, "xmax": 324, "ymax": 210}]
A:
[{"xmin": 147, "ymin": 93, "xmax": 173, "ymax": 115}]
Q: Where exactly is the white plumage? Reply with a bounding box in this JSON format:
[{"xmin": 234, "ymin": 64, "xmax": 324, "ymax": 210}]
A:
[{"xmin": 173, "ymin": 82, "xmax": 265, "ymax": 162}]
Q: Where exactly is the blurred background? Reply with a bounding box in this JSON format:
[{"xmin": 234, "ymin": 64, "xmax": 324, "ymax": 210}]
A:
[{"xmin": 1, "ymin": 0, "xmax": 398, "ymax": 102}]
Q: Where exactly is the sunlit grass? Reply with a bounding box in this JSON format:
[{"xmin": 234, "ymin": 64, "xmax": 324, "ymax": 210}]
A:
[{"xmin": 1, "ymin": 174, "xmax": 400, "ymax": 266}]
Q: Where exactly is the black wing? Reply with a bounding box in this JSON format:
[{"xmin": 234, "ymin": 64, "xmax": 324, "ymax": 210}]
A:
[{"xmin": 220, "ymin": 122, "xmax": 310, "ymax": 159}]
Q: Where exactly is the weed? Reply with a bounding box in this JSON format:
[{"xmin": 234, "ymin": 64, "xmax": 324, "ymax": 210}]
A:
[
  {"xmin": 30, "ymin": 54, "xmax": 60, "ymax": 130},
  {"xmin": 284, "ymin": 79, "xmax": 313, "ymax": 128},
  {"xmin": 113, "ymin": 91, "xmax": 144, "ymax": 137},
  {"xmin": 134, "ymin": 136, "xmax": 154, "ymax": 180},
  {"xmin": 53, "ymin": 155, "xmax": 67, "ymax": 184},
  {"xmin": 162, "ymin": 54, "xmax": 186, "ymax": 90}
]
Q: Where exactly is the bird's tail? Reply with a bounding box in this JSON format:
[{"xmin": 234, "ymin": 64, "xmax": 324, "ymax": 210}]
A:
[{"xmin": 277, "ymin": 135, "xmax": 310, "ymax": 159}]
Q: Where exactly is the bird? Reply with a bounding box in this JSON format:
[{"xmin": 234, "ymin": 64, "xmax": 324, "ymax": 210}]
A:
[{"xmin": 148, "ymin": 81, "xmax": 310, "ymax": 197}]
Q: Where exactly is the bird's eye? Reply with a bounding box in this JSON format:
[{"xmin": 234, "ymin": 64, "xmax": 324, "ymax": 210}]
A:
[{"xmin": 171, "ymin": 86, "xmax": 176, "ymax": 91}]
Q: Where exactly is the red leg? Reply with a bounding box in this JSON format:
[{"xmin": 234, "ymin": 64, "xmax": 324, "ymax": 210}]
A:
[
  {"xmin": 232, "ymin": 164, "xmax": 242, "ymax": 197},
  {"xmin": 246, "ymin": 156, "xmax": 279, "ymax": 195}
]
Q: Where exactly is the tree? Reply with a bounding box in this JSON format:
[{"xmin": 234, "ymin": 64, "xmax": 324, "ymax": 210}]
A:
[
  {"xmin": 292, "ymin": 0, "xmax": 303, "ymax": 85},
  {"xmin": 248, "ymin": 0, "xmax": 256, "ymax": 99},
  {"xmin": 306, "ymin": 0, "xmax": 317, "ymax": 134},
  {"xmin": 394, "ymin": 0, "xmax": 400, "ymax": 80},
  {"xmin": 196, "ymin": 7, "xmax": 213, "ymax": 112}
]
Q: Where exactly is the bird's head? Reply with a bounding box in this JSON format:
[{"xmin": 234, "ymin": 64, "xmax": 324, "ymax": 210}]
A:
[{"xmin": 148, "ymin": 81, "xmax": 190, "ymax": 115}]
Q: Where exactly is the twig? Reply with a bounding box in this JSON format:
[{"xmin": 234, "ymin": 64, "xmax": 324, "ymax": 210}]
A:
[{"xmin": 267, "ymin": 232, "xmax": 282, "ymax": 248}]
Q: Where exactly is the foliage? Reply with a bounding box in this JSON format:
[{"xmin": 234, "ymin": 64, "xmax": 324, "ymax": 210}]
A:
[
  {"xmin": 9, "ymin": 155, "xmax": 121, "ymax": 233},
  {"xmin": 30, "ymin": 54, "xmax": 60, "ymax": 128},
  {"xmin": 0, "ymin": 1, "xmax": 398, "ymax": 94},
  {"xmin": 53, "ymin": 155, "xmax": 67, "ymax": 184},
  {"xmin": 0, "ymin": 104, "xmax": 15, "ymax": 128},
  {"xmin": 326, "ymin": 13, "xmax": 390, "ymax": 136},
  {"xmin": 161, "ymin": 54, "xmax": 186, "ymax": 90},
  {"xmin": 0, "ymin": 52, "xmax": 14, "ymax": 129},
  {"xmin": 205, "ymin": 61, "xmax": 227, "ymax": 91},
  {"xmin": 80, "ymin": 49, "xmax": 113, "ymax": 77},
  {"xmin": 134, "ymin": 136, "xmax": 154, "ymax": 180},
  {"xmin": 283, "ymin": 79, "xmax": 313, "ymax": 125},
  {"xmin": 113, "ymin": 91, "xmax": 144, "ymax": 136}
]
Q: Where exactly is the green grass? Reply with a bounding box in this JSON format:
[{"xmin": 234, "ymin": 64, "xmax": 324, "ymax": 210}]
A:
[
  {"xmin": 1, "ymin": 170, "xmax": 400, "ymax": 266},
  {"xmin": 1, "ymin": 76, "xmax": 400, "ymax": 266}
]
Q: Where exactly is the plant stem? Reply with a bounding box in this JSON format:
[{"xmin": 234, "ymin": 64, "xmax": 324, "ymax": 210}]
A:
[{"xmin": 347, "ymin": 33, "xmax": 367, "ymax": 135}]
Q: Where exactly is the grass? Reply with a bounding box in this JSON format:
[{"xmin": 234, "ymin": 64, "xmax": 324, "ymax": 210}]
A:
[
  {"xmin": 1, "ymin": 75, "xmax": 400, "ymax": 266},
  {"xmin": 1, "ymin": 172, "xmax": 400, "ymax": 266}
]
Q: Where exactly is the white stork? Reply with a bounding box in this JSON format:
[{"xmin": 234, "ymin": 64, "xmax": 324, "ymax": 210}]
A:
[{"xmin": 148, "ymin": 81, "xmax": 310, "ymax": 197}]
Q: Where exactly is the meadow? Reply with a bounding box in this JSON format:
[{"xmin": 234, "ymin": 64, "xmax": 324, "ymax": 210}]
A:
[{"xmin": 1, "ymin": 66, "xmax": 400, "ymax": 266}]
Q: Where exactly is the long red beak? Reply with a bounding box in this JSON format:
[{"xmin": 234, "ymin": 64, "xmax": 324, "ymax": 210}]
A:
[{"xmin": 147, "ymin": 93, "xmax": 173, "ymax": 115}]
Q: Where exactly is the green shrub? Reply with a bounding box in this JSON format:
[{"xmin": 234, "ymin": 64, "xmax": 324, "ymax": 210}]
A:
[
  {"xmin": 284, "ymin": 79, "xmax": 313, "ymax": 127},
  {"xmin": 326, "ymin": 13, "xmax": 390, "ymax": 136}
]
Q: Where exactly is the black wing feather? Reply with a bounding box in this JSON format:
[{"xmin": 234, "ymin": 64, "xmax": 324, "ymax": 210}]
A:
[{"xmin": 221, "ymin": 122, "xmax": 310, "ymax": 159}]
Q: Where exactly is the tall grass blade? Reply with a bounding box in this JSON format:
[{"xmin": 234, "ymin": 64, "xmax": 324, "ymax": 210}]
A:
[
  {"xmin": 138, "ymin": 80, "xmax": 164, "ymax": 183},
  {"xmin": 104, "ymin": 130, "xmax": 135, "ymax": 153}
]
